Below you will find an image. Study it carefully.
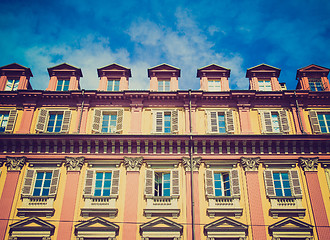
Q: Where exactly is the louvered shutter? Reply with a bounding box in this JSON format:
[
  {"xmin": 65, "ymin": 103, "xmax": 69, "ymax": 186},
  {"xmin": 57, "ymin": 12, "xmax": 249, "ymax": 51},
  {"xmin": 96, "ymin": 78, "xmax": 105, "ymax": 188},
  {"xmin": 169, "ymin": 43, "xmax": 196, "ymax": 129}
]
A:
[
  {"xmin": 145, "ymin": 169, "xmax": 154, "ymax": 197},
  {"xmin": 264, "ymin": 170, "xmax": 275, "ymax": 196},
  {"xmin": 92, "ymin": 109, "xmax": 102, "ymax": 133},
  {"xmin": 35, "ymin": 109, "xmax": 48, "ymax": 132},
  {"xmin": 279, "ymin": 110, "xmax": 290, "ymax": 133},
  {"xmin": 231, "ymin": 169, "xmax": 240, "ymax": 197},
  {"xmin": 61, "ymin": 110, "xmax": 71, "ymax": 133},
  {"xmin": 116, "ymin": 109, "xmax": 124, "ymax": 133},
  {"xmin": 171, "ymin": 170, "xmax": 180, "ymax": 197},
  {"xmin": 155, "ymin": 112, "xmax": 163, "ymax": 133},
  {"xmin": 5, "ymin": 109, "xmax": 17, "ymax": 133},
  {"xmin": 289, "ymin": 170, "xmax": 302, "ymax": 197},
  {"xmin": 309, "ymin": 111, "xmax": 321, "ymax": 134},
  {"xmin": 205, "ymin": 169, "xmax": 214, "ymax": 197},
  {"xmin": 49, "ymin": 169, "xmax": 60, "ymax": 197},
  {"xmin": 22, "ymin": 169, "xmax": 35, "ymax": 197},
  {"xmin": 171, "ymin": 110, "xmax": 179, "ymax": 133},
  {"xmin": 225, "ymin": 110, "xmax": 235, "ymax": 133},
  {"xmin": 262, "ymin": 111, "xmax": 273, "ymax": 133},
  {"xmin": 208, "ymin": 111, "xmax": 218, "ymax": 133},
  {"xmin": 110, "ymin": 169, "xmax": 120, "ymax": 197},
  {"xmin": 84, "ymin": 170, "xmax": 95, "ymax": 197}
]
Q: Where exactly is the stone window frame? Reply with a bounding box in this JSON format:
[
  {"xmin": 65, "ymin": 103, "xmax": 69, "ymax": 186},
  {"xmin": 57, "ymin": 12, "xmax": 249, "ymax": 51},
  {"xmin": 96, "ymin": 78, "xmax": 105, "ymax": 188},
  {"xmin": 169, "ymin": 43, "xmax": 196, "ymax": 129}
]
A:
[
  {"xmin": 4, "ymin": 79, "xmax": 19, "ymax": 91},
  {"xmin": 152, "ymin": 109, "xmax": 179, "ymax": 134},
  {"xmin": 81, "ymin": 168, "xmax": 120, "ymax": 218},
  {"xmin": 56, "ymin": 79, "xmax": 70, "ymax": 91},
  {"xmin": 308, "ymin": 77, "xmax": 324, "ymax": 91},
  {"xmin": 91, "ymin": 108, "xmax": 123, "ymax": 134},
  {"xmin": 258, "ymin": 109, "xmax": 290, "ymax": 134},
  {"xmin": 258, "ymin": 78, "xmax": 272, "ymax": 91},
  {"xmin": 309, "ymin": 110, "xmax": 330, "ymax": 134},
  {"xmin": 157, "ymin": 78, "xmax": 171, "ymax": 91},
  {"xmin": 0, "ymin": 108, "xmax": 17, "ymax": 133},
  {"xmin": 207, "ymin": 78, "xmax": 221, "ymax": 91},
  {"xmin": 35, "ymin": 108, "xmax": 72, "ymax": 133},
  {"xmin": 205, "ymin": 109, "xmax": 235, "ymax": 134},
  {"xmin": 107, "ymin": 79, "xmax": 120, "ymax": 91}
]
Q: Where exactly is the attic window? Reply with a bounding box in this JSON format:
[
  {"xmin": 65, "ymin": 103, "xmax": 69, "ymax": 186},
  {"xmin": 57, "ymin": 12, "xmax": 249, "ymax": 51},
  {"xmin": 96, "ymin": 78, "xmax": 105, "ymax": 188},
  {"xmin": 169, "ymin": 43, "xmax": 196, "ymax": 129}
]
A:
[{"xmin": 309, "ymin": 78, "xmax": 323, "ymax": 91}]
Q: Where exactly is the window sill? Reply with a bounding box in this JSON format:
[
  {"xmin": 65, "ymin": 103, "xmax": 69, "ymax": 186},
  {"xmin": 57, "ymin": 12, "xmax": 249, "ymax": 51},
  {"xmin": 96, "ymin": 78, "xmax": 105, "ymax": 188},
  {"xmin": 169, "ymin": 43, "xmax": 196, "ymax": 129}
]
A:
[
  {"xmin": 81, "ymin": 197, "xmax": 118, "ymax": 218},
  {"xmin": 17, "ymin": 197, "xmax": 55, "ymax": 217},
  {"xmin": 144, "ymin": 197, "xmax": 180, "ymax": 218},
  {"xmin": 269, "ymin": 197, "xmax": 305, "ymax": 218},
  {"xmin": 207, "ymin": 197, "xmax": 242, "ymax": 218}
]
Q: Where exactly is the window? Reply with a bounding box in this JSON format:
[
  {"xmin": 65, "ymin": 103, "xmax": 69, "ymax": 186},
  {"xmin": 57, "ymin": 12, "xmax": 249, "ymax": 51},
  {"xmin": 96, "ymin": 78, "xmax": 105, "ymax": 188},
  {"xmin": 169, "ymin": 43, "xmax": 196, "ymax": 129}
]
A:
[
  {"xmin": 258, "ymin": 79, "xmax": 272, "ymax": 91},
  {"xmin": 92, "ymin": 109, "xmax": 123, "ymax": 133},
  {"xmin": 264, "ymin": 169, "xmax": 305, "ymax": 218},
  {"xmin": 33, "ymin": 172, "xmax": 53, "ymax": 196},
  {"xmin": 309, "ymin": 111, "xmax": 330, "ymax": 134},
  {"xmin": 107, "ymin": 79, "xmax": 120, "ymax": 91},
  {"xmin": 205, "ymin": 169, "xmax": 242, "ymax": 217},
  {"xmin": 94, "ymin": 172, "xmax": 112, "ymax": 197},
  {"xmin": 153, "ymin": 110, "xmax": 178, "ymax": 134},
  {"xmin": 158, "ymin": 79, "xmax": 170, "ymax": 91},
  {"xmin": 56, "ymin": 79, "xmax": 70, "ymax": 91},
  {"xmin": 206, "ymin": 110, "xmax": 235, "ymax": 134},
  {"xmin": 35, "ymin": 109, "xmax": 71, "ymax": 133},
  {"xmin": 309, "ymin": 78, "xmax": 323, "ymax": 91},
  {"xmin": 0, "ymin": 110, "xmax": 17, "ymax": 133},
  {"xmin": 4, "ymin": 79, "xmax": 19, "ymax": 91},
  {"xmin": 259, "ymin": 110, "xmax": 290, "ymax": 134},
  {"xmin": 154, "ymin": 172, "xmax": 171, "ymax": 196},
  {"xmin": 208, "ymin": 79, "xmax": 221, "ymax": 91}
]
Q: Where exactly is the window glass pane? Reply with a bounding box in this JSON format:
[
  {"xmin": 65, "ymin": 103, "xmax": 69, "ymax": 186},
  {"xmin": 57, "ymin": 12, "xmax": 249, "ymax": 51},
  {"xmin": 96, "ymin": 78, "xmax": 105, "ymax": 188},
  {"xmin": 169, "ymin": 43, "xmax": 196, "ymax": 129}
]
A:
[
  {"xmin": 94, "ymin": 189, "xmax": 101, "ymax": 196},
  {"xmin": 33, "ymin": 188, "xmax": 41, "ymax": 196},
  {"xmin": 163, "ymin": 188, "xmax": 170, "ymax": 196},
  {"xmin": 214, "ymin": 173, "xmax": 221, "ymax": 180},
  {"xmin": 42, "ymin": 188, "xmax": 50, "ymax": 196},
  {"xmin": 34, "ymin": 180, "xmax": 42, "ymax": 188},
  {"xmin": 284, "ymin": 188, "xmax": 292, "ymax": 196},
  {"xmin": 105, "ymin": 172, "xmax": 112, "ymax": 179},
  {"xmin": 214, "ymin": 189, "xmax": 222, "ymax": 196},
  {"xmin": 103, "ymin": 189, "xmax": 110, "ymax": 196},
  {"xmin": 36, "ymin": 172, "xmax": 44, "ymax": 179},
  {"xmin": 273, "ymin": 172, "xmax": 280, "ymax": 180},
  {"xmin": 104, "ymin": 180, "xmax": 111, "ymax": 188},
  {"xmin": 95, "ymin": 180, "xmax": 102, "ymax": 188},
  {"xmin": 275, "ymin": 189, "xmax": 283, "ymax": 196},
  {"xmin": 43, "ymin": 180, "xmax": 51, "ymax": 188}
]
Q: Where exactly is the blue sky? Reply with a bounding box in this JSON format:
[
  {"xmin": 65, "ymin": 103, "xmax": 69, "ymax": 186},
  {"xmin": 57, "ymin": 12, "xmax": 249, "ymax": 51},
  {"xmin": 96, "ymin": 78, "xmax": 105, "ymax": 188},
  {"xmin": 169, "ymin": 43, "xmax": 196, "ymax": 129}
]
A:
[{"xmin": 1, "ymin": 0, "xmax": 329, "ymax": 91}]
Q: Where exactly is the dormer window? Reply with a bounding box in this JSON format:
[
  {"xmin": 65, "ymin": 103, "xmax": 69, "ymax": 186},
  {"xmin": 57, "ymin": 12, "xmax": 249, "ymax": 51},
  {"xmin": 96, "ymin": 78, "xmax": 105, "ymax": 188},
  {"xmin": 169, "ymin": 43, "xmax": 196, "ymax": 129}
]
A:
[
  {"xmin": 158, "ymin": 79, "xmax": 170, "ymax": 91},
  {"xmin": 208, "ymin": 79, "xmax": 221, "ymax": 91},
  {"xmin": 258, "ymin": 79, "xmax": 272, "ymax": 91},
  {"xmin": 0, "ymin": 112, "xmax": 9, "ymax": 132},
  {"xmin": 107, "ymin": 79, "xmax": 120, "ymax": 91},
  {"xmin": 148, "ymin": 64, "xmax": 180, "ymax": 91},
  {"xmin": 4, "ymin": 79, "xmax": 19, "ymax": 91},
  {"xmin": 308, "ymin": 78, "xmax": 323, "ymax": 91},
  {"xmin": 56, "ymin": 79, "xmax": 70, "ymax": 91}
]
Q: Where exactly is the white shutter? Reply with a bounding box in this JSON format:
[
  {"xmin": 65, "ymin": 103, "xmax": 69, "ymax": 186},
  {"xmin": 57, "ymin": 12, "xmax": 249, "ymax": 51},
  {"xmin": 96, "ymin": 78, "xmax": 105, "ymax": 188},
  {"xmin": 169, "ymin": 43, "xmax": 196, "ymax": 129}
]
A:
[
  {"xmin": 225, "ymin": 110, "xmax": 235, "ymax": 133},
  {"xmin": 5, "ymin": 109, "xmax": 17, "ymax": 133},
  {"xmin": 111, "ymin": 170, "xmax": 120, "ymax": 197},
  {"xmin": 92, "ymin": 109, "xmax": 102, "ymax": 133},
  {"xmin": 84, "ymin": 170, "xmax": 95, "ymax": 197},
  {"xmin": 61, "ymin": 110, "xmax": 71, "ymax": 133},
  {"xmin": 145, "ymin": 169, "xmax": 154, "ymax": 197},
  {"xmin": 171, "ymin": 110, "xmax": 179, "ymax": 133},
  {"xmin": 155, "ymin": 111, "xmax": 163, "ymax": 133},
  {"xmin": 279, "ymin": 110, "xmax": 290, "ymax": 133},
  {"xmin": 264, "ymin": 170, "xmax": 276, "ymax": 197},
  {"xmin": 309, "ymin": 111, "xmax": 321, "ymax": 134},
  {"xmin": 205, "ymin": 169, "xmax": 214, "ymax": 197},
  {"xmin": 230, "ymin": 169, "xmax": 240, "ymax": 197},
  {"xmin": 207, "ymin": 111, "xmax": 218, "ymax": 133},
  {"xmin": 49, "ymin": 169, "xmax": 60, "ymax": 196},
  {"xmin": 171, "ymin": 170, "xmax": 180, "ymax": 197},
  {"xmin": 35, "ymin": 109, "xmax": 48, "ymax": 132},
  {"xmin": 116, "ymin": 109, "xmax": 124, "ymax": 133},
  {"xmin": 22, "ymin": 169, "xmax": 35, "ymax": 197},
  {"xmin": 289, "ymin": 170, "xmax": 302, "ymax": 198},
  {"xmin": 261, "ymin": 111, "xmax": 273, "ymax": 133}
]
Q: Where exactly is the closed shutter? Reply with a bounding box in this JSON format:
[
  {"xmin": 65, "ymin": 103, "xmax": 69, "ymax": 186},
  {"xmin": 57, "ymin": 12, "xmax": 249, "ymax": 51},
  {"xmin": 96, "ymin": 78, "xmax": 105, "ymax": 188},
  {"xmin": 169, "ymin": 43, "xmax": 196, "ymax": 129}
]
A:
[
  {"xmin": 262, "ymin": 111, "xmax": 273, "ymax": 133},
  {"xmin": 49, "ymin": 169, "xmax": 60, "ymax": 197},
  {"xmin": 279, "ymin": 110, "xmax": 290, "ymax": 133},
  {"xmin": 171, "ymin": 170, "xmax": 180, "ymax": 197},
  {"xmin": 309, "ymin": 110, "xmax": 321, "ymax": 134},
  {"xmin": 145, "ymin": 169, "xmax": 154, "ymax": 197},
  {"xmin": 290, "ymin": 170, "xmax": 302, "ymax": 197},
  {"xmin": 116, "ymin": 109, "xmax": 124, "ymax": 133},
  {"xmin": 61, "ymin": 110, "xmax": 71, "ymax": 133},
  {"xmin": 84, "ymin": 170, "xmax": 95, "ymax": 197},
  {"xmin": 231, "ymin": 169, "xmax": 240, "ymax": 197},
  {"xmin": 205, "ymin": 169, "xmax": 214, "ymax": 197},
  {"xmin": 264, "ymin": 170, "xmax": 275, "ymax": 197},
  {"xmin": 5, "ymin": 109, "xmax": 17, "ymax": 133},
  {"xmin": 155, "ymin": 112, "xmax": 163, "ymax": 133},
  {"xmin": 208, "ymin": 111, "xmax": 218, "ymax": 133},
  {"xmin": 35, "ymin": 109, "xmax": 48, "ymax": 132},
  {"xmin": 92, "ymin": 109, "xmax": 102, "ymax": 133},
  {"xmin": 226, "ymin": 110, "xmax": 235, "ymax": 133},
  {"xmin": 110, "ymin": 169, "xmax": 120, "ymax": 197},
  {"xmin": 171, "ymin": 110, "xmax": 179, "ymax": 133},
  {"xmin": 22, "ymin": 169, "xmax": 35, "ymax": 197}
]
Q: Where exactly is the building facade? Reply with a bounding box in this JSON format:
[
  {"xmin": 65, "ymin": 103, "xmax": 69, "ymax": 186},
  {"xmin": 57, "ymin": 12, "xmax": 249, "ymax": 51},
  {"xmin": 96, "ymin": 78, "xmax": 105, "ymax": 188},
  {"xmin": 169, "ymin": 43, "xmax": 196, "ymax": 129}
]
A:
[{"xmin": 0, "ymin": 62, "xmax": 329, "ymax": 239}]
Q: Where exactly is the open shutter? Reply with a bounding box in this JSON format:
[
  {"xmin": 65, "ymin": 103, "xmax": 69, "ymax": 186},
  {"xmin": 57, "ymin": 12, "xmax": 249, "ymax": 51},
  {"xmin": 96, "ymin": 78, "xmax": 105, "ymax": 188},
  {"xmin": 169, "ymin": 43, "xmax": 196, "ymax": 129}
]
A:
[
  {"xmin": 92, "ymin": 109, "xmax": 102, "ymax": 133},
  {"xmin": 110, "ymin": 169, "xmax": 120, "ymax": 197},
  {"xmin": 205, "ymin": 169, "xmax": 214, "ymax": 197},
  {"xmin": 171, "ymin": 170, "xmax": 180, "ymax": 197},
  {"xmin": 84, "ymin": 170, "xmax": 95, "ymax": 197},
  {"xmin": 49, "ymin": 169, "xmax": 60, "ymax": 197},
  {"xmin": 171, "ymin": 110, "xmax": 179, "ymax": 133},
  {"xmin": 35, "ymin": 109, "xmax": 48, "ymax": 132},
  {"xmin": 225, "ymin": 110, "xmax": 235, "ymax": 133},
  {"xmin": 61, "ymin": 110, "xmax": 71, "ymax": 133},
  {"xmin": 264, "ymin": 170, "xmax": 275, "ymax": 197},
  {"xmin": 262, "ymin": 111, "xmax": 273, "ymax": 133},
  {"xmin": 5, "ymin": 109, "xmax": 17, "ymax": 133},
  {"xmin": 279, "ymin": 110, "xmax": 290, "ymax": 133},
  {"xmin": 22, "ymin": 169, "xmax": 35, "ymax": 197},
  {"xmin": 309, "ymin": 111, "xmax": 321, "ymax": 134},
  {"xmin": 289, "ymin": 170, "xmax": 302, "ymax": 197},
  {"xmin": 208, "ymin": 111, "xmax": 218, "ymax": 133},
  {"xmin": 155, "ymin": 112, "xmax": 163, "ymax": 133},
  {"xmin": 116, "ymin": 109, "xmax": 124, "ymax": 133},
  {"xmin": 145, "ymin": 169, "xmax": 154, "ymax": 197},
  {"xmin": 231, "ymin": 169, "xmax": 240, "ymax": 197}
]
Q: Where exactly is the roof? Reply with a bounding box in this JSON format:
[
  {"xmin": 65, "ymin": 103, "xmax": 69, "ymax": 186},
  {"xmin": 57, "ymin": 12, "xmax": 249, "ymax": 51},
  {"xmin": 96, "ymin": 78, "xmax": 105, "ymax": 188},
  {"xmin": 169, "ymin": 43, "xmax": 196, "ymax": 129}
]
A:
[
  {"xmin": 97, "ymin": 63, "xmax": 132, "ymax": 77},
  {"xmin": 0, "ymin": 63, "xmax": 33, "ymax": 77},
  {"xmin": 246, "ymin": 63, "xmax": 281, "ymax": 78},
  {"xmin": 197, "ymin": 64, "xmax": 231, "ymax": 77},
  {"xmin": 148, "ymin": 63, "xmax": 181, "ymax": 77},
  {"xmin": 47, "ymin": 63, "xmax": 83, "ymax": 77},
  {"xmin": 296, "ymin": 64, "xmax": 330, "ymax": 79}
]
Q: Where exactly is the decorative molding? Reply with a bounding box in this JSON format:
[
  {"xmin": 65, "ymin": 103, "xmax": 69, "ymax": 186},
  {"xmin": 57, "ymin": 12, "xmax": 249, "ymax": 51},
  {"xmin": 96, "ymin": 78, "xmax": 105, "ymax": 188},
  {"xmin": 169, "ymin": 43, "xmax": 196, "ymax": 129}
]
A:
[
  {"xmin": 299, "ymin": 157, "xmax": 318, "ymax": 172},
  {"xmin": 65, "ymin": 156, "xmax": 84, "ymax": 171},
  {"xmin": 124, "ymin": 156, "xmax": 143, "ymax": 171},
  {"xmin": 5, "ymin": 156, "xmax": 26, "ymax": 171},
  {"xmin": 182, "ymin": 157, "xmax": 201, "ymax": 171},
  {"xmin": 240, "ymin": 157, "xmax": 260, "ymax": 171}
]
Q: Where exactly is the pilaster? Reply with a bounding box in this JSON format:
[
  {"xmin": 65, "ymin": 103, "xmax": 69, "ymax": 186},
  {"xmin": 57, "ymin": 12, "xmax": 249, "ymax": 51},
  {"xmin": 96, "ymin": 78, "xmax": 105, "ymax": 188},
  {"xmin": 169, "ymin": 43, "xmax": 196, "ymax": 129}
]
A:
[{"xmin": 17, "ymin": 104, "xmax": 36, "ymax": 134}]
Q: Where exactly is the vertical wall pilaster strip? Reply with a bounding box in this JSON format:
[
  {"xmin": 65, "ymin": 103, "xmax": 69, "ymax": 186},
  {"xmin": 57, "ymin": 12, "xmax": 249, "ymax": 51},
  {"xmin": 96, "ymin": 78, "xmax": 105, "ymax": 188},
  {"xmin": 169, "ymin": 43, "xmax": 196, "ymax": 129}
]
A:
[
  {"xmin": 193, "ymin": 171, "xmax": 201, "ymax": 239},
  {"xmin": 185, "ymin": 172, "xmax": 193, "ymax": 240}
]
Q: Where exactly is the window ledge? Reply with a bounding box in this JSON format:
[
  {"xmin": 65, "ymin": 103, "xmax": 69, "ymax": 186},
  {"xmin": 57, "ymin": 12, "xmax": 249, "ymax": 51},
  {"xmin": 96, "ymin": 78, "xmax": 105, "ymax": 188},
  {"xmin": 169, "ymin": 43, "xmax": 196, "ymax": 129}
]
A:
[
  {"xmin": 144, "ymin": 197, "xmax": 180, "ymax": 218},
  {"xmin": 207, "ymin": 197, "xmax": 242, "ymax": 218},
  {"xmin": 18, "ymin": 197, "xmax": 55, "ymax": 217},
  {"xmin": 269, "ymin": 197, "xmax": 305, "ymax": 218},
  {"xmin": 81, "ymin": 197, "xmax": 118, "ymax": 218}
]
